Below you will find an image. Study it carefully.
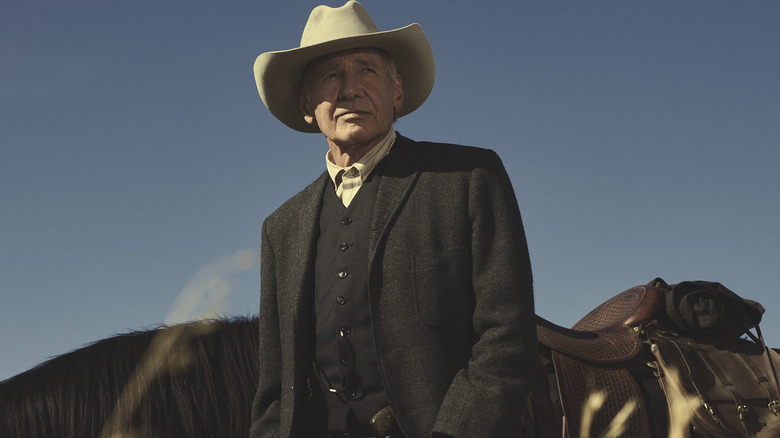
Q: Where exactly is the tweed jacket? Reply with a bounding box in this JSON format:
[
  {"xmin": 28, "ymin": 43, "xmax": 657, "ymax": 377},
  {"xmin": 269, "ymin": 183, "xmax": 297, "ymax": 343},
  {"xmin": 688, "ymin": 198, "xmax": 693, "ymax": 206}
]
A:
[{"xmin": 249, "ymin": 134, "xmax": 537, "ymax": 438}]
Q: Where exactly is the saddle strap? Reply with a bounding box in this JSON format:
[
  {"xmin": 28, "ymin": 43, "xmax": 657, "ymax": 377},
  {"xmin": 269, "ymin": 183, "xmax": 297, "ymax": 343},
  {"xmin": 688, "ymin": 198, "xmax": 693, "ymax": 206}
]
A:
[
  {"xmin": 733, "ymin": 341, "xmax": 780, "ymax": 414},
  {"xmin": 650, "ymin": 337, "xmax": 735, "ymax": 438},
  {"xmin": 749, "ymin": 326, "xmax": 780, "ymax": 414},
  {"xmin": 695, "ymin": 347, "xmax": 754, "ymax": 438},
  {"xmin": 649, "ymin": 329, "xmax": 780, "ymax": 438}
]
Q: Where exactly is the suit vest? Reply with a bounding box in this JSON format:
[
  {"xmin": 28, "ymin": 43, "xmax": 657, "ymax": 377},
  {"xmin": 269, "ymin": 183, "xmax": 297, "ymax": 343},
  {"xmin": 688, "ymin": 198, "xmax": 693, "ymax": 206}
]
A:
[{"xmin": 314, "ymin": 169, "xmax": 388, "ymax": 434}]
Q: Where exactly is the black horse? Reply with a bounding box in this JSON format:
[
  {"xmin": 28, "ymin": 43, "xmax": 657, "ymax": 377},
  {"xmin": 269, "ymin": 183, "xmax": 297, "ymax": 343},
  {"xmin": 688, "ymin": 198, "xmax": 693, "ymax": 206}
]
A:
[
  {"xmin": 0, "ymin": 317, "xmax": 259, "ymax": 438},
  {"xmin": 2, "ymin": 283, "xmax": 779, "ymax": 438}
]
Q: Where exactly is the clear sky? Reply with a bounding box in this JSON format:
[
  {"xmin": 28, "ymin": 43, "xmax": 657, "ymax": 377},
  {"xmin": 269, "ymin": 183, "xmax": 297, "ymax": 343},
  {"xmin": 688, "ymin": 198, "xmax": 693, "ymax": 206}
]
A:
[{"xmin": 2, "ymin": 1, "xmax": 778, "ymax": 381}]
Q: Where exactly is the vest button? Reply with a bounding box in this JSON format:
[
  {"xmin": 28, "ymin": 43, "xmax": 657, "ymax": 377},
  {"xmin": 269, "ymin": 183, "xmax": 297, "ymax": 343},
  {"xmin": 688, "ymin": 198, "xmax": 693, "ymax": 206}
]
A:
[
  {"xmin": 338, "ymin": 271, "xmax": 348, "ymax": 279},
  {"xmin": 342, "ymin": 217, "xmax": 352, "ymax": 225},
  {"xmin": 336, "ymin": 296, "xmax": 346, "ymax": 305},
  {"xmin": 340, "ymin": 327, "xmax": 352, "ymax": 336},
  {"xmin": 339, "ymin": 242, "xmax": 349, "ymax": 251}
]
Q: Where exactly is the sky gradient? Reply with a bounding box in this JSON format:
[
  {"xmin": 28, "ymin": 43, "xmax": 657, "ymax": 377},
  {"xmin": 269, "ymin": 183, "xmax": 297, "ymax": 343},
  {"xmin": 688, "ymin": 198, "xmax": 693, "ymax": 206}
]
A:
[{"xmin": 2, "ymin": 1, "xmax": 779, "ymax": 381}]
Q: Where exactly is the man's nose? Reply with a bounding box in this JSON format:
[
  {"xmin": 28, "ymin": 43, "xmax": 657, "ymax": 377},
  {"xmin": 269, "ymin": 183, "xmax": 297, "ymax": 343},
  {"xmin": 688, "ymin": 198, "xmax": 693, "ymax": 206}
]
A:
[{"xmin": 339, "ymin": 73, "xmax": 364, "ymax": 100}]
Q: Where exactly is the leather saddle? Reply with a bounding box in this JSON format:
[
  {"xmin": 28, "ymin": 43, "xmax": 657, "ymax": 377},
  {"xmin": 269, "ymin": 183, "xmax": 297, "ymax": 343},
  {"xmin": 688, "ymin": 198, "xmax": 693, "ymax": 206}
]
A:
[
  {"xmin": 536, "ymin": 285, "xmax": 663, "ymax": 364},
  {"xmin": 534, "ymin": 283, "xmax": 780, "ymax": 438},
  {"xmin": 535, "ymin": 285, "xmax": 665, "ymax": 438}
]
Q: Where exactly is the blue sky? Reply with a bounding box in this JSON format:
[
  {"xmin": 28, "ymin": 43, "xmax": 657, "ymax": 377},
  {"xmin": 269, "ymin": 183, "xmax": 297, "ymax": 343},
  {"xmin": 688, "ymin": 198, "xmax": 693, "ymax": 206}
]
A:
[{"xmin": 2, "ymin": 1, "xmax": 778, "ymax": 381}]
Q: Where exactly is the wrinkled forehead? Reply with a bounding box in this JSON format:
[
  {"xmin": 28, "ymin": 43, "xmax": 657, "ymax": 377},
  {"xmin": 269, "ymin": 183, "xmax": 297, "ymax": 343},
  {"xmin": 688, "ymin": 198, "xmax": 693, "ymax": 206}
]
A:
[{"xmin": 306, "ymin": 47, "xmax": 390, "ymax": 73}]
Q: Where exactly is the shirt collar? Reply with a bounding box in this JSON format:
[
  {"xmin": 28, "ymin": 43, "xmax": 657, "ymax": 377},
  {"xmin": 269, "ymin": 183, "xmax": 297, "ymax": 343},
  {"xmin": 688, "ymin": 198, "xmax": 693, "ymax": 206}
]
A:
[{"xmin": 325, "ymin": 129, "xmax": 396, "ymax": 187}]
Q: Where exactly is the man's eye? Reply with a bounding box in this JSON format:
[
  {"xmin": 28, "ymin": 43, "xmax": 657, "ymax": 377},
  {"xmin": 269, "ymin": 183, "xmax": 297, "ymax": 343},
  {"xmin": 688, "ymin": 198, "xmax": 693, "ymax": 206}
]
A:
[
  {"xmin": 362, "ymin": 67, "xmax": 376, "ymax": 74},
  {"xmin": 324, "ymin": 72, "xmax": 340, "ymax": 80}
]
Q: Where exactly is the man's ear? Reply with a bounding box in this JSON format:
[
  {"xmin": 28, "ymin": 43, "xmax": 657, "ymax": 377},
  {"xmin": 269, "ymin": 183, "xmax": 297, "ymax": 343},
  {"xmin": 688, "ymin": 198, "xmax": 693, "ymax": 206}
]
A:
[
  {"xmin": 300, "ymin": 91, "xmax": 316, "ymax": 125},
  {"xmin": 393, "ymin": 74, "xmax": 404, "ymax": 114}
]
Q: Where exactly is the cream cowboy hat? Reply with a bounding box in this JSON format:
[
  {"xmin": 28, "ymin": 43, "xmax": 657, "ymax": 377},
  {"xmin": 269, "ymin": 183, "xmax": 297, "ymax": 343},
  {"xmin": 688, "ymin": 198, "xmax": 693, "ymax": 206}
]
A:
[{"xmin": 253, "ymin": 1, "xmax": 435, "ymax": 133}]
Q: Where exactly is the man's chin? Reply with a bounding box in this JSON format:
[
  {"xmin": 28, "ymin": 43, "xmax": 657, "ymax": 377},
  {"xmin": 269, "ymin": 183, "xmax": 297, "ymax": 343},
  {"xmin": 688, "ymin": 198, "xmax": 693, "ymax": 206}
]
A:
[
  {"xmin": 332, "ymin": 126, "xmax": 375, "ymax": 142},
  {"xmin": 329, "ymin": 129, "xmax": 386, "ymax": 150}
]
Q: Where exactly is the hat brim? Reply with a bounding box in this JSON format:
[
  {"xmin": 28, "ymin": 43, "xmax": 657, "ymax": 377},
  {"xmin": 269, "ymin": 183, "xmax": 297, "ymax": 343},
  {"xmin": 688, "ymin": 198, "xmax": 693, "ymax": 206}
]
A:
[{"xmin": 254, "ymin": 23, "xmax": 434, "ymax": 133}]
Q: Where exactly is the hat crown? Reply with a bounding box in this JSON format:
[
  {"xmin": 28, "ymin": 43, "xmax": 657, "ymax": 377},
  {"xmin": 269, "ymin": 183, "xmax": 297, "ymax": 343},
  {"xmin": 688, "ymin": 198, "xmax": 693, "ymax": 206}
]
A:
[{"xmin": 300, "ymin": 1, "xmax": 379, "ymax": 47}]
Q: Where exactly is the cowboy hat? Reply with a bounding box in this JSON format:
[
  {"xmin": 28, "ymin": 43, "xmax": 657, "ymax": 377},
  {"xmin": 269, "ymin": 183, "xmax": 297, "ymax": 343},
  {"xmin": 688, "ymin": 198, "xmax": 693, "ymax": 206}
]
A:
[{"xmin": 253, "ymin": 1, "xmax": 435, "ymax": 133}]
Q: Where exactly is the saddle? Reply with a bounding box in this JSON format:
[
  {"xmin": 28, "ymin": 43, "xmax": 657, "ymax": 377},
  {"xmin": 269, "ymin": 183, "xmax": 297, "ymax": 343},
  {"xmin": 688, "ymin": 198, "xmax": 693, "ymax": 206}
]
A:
[
  {"xmin": 533, "ymin": 282, "xmax": 780, "ymax": 438},
  {"xmin": 536, "ymin": 285, "xmax": 663, "ymax": 438}
]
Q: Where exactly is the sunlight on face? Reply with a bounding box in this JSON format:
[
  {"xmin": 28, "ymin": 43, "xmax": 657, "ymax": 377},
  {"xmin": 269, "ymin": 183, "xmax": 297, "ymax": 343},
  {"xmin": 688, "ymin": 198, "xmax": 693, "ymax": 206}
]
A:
[{"xmin": 301, "ymin": 49, "xmax": 403, "ymax": 157}]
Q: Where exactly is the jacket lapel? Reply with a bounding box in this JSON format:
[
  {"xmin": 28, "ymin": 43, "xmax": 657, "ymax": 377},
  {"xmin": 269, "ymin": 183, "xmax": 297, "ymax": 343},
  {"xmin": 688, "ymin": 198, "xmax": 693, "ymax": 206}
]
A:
[
  {"xmin": 282, "ymin": 173, "xmax": 328, "ymax": 369},
  {"xmin": 368, "ymin": 134, "xmax": 421, "ymax": 263}
]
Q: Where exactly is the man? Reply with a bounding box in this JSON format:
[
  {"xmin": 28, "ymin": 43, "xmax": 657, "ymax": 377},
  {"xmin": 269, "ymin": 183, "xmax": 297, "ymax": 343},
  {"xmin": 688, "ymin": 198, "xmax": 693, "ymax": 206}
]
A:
[{"xmin": 249, "ymin": 2, "xmax": 536, "ymax": 437}]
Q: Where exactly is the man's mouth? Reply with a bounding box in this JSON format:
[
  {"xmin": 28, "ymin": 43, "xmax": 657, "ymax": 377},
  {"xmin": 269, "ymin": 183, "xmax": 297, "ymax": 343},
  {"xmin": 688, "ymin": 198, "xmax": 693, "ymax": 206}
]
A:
[{"xmin": 336, "ymin": 109, "xmax": 370, "ymax": 118}]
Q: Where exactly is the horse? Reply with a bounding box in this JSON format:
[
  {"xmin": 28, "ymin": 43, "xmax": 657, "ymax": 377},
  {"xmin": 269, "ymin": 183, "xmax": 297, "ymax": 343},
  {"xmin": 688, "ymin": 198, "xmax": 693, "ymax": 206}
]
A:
[
  {"xmin": 2, "ymin": 282, "xmax": 779, "ymax": 438},
  {"xmin": 0, "ymin": 317, "xmax": 259, "ymax": 438}
]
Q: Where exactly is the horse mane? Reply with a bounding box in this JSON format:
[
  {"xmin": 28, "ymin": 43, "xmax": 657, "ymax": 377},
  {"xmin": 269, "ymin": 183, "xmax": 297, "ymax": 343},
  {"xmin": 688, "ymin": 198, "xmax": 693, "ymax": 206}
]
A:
[{"xmin": 0, "ymin": 316, "xmax": 260, "ymax": 438}]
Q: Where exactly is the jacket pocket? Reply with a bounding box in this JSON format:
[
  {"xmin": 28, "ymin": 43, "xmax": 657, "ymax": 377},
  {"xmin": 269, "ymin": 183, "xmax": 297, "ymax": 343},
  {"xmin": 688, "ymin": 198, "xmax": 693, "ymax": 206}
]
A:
[{"xmin": 411, "ymin": 248, "xmax": 473, "ymax": 326}]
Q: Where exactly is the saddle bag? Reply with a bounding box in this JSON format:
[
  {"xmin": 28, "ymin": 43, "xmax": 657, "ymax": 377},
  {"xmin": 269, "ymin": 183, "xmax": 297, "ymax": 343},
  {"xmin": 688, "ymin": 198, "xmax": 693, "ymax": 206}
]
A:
[
  {"xmin": 650, "ymin": 278, "xmax": 765, "ymax": 340},
  {"xmin": 647, "ymin": 323, "xmax": 780, "ymax": 438}
]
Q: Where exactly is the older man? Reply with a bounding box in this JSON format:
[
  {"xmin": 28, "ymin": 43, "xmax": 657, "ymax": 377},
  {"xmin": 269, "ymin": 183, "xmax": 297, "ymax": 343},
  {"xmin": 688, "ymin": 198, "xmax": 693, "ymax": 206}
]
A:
[{"xmin": 249, "ymin": 2, "xmax": 536, "ymax": 438}]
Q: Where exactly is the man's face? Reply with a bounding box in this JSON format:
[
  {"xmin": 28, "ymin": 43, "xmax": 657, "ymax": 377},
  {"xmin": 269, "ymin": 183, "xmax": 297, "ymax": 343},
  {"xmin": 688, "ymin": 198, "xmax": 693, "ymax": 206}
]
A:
[{"xmin": 301, "ymin": 49, "xmax": 403, "ymax": 152}]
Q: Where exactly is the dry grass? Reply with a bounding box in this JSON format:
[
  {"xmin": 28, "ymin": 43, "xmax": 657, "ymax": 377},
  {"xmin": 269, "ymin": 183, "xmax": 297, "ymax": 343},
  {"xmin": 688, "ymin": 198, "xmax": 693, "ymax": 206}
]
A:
[
  {"xmin": 578, "ymin": 365, "xmax": 700, "ymax": 438},
  {"xmin": 599, "ymin": 398, "xmax": 638, "ymax": 438},
  {"xmin": 98, "ymin": 248, "xmax": 257, "ymax": 438},
  {"xmin": 663, "ymin": 367, "xmax": 700, "ymax": 438},
  {"xmin": 578, "ymin": 390, "xmax": 637, "ymax": 438},
  {"xmin": 580, "ymin": 390, "xmax": 607, "ymax": 438}
]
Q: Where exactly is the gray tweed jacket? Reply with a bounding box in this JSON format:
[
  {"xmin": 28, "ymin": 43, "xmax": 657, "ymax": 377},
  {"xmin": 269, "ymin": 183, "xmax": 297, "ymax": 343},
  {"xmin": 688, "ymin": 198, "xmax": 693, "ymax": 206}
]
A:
[{"xmin": 249, "ymin": 134, "xmax": 537, "ymax": 438}]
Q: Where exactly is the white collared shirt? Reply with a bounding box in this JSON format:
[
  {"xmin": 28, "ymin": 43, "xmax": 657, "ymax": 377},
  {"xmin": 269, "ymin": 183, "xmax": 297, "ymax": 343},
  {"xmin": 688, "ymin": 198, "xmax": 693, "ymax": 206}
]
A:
[{"xmin": 325, "ymin": 130, "xmax": 396, "ymax": 207}]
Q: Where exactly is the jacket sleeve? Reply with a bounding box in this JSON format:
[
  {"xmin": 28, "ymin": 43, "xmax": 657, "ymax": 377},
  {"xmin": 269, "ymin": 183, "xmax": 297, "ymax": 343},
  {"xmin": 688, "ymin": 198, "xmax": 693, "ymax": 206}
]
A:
[
  {"xmin": 249, "ymin": 220, "xmax": 282, "ymax": 438},
  {"xmin": 432, "ymin": 150, "xmax": 537, "ymax": 438}
]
